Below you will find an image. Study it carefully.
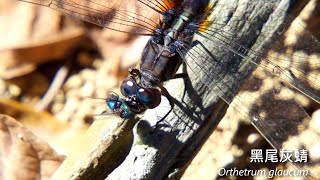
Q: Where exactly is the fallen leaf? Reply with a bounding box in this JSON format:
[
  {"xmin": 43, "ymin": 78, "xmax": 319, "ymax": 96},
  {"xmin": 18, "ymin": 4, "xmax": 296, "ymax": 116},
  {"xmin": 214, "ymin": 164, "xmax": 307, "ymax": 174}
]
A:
[
  {"xmin": 0, "ymin": 28, "xmax": 86, "ymax": 79},
  {"xmin": 0, "ymin": 98, "xmax": 88, "ymax": 156},
  {"xmin": 0, "ymin": 114, "xmax": 65, "ymax": 180}
]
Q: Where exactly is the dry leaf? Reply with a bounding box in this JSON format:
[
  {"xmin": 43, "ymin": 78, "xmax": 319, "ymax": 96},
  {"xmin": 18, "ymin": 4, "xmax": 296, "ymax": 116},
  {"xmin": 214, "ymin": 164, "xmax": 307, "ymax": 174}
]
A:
[
  {"xmin": 0, "ymin": 1, "xmax": 86, "ymax": 79},
  {"xmin": 0, "ymin": 114, "xmax": 65, "ymax": 180},
  {"xmin": 0, "ymin": 98, "xmax": 88, "ymax": 156},
  {"xmin": 0, "ymin": 28, "xmax": 86, "ymax": 79}
]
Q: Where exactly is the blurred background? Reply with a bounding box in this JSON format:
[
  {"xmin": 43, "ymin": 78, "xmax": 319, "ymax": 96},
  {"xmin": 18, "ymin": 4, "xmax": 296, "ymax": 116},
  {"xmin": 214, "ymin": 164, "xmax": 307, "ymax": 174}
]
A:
[{"xmin": 0, "ymin": 0, "xmax": 319, "ymax": 179}]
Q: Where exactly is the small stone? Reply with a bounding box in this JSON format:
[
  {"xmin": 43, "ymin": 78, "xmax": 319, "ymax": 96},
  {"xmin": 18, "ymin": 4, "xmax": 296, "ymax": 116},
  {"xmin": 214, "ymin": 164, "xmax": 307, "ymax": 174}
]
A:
[
  {"xmin": 74, "ymin": 101, "xmax": 92, "ymax": 121},
  {"xmin": 94, "ymin": 88, "xmax": 109, "ymax": 100},
  {"xmin": 80, "ymin": 82, "xmax": 95, "ymax": 97},
  {"xmin": 92, "ymin": 58, "xmax": 103, "ymax": 69},
  {"xmin": 80, "ymin": 69, "xmax": 96, "ymax": 81},
  {"xmin": 311, "ymin": 109, "xmax": 320, "ymax": 131},
  {"xmin": 247, "ymin": 133, "xmax": 261, "ymax": 144},
  {"xmin": 52, "ymin": 102, "xmax": 64, "ymax": 114},
  {"xmin": 95, "ymin": 75, "xmax": 117, "ymax": 92},
  {"xmin": 8, "ymin": 84, "xmax": 21, "ymax": 97},
  {"xmin": 52, "ymin": 91, "xmax": 65, "ymax": 113},
  {"xmin": 64, "ymin": 75, "xmax": 83, "ymax": 90},
  {"xmin": 55, "ymin": 91, "xmax": 65, "ymax": 103},
  {"xmin": 66, "ymin": 88, "xmax": 80, "ymax": 99},
  {"xmin": 56, "ymin": 97, "xmax": 79, "ymax": 122}
]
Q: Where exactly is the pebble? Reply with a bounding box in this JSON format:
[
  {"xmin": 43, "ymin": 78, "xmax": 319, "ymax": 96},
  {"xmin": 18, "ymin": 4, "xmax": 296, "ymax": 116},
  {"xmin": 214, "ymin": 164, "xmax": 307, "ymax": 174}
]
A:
[
  {"xmin": 247, "ymin": 133, "xmax": 261, "ymax": 144},
  {"xmin": 8, "ymin": 84, "xmax": 21, "ymax": 97},
  {"xmin": 64, "ymin": 75, "xmax": 83, "ymax": 90},
  {"xmin": 52, "ymin": 102, "xmax": 64, "ymax": 114},
  {"xmin": 74, "ymin": 101, "xmax": 92, "ymax": 119},
  {"xmin": 92, "ymin": 58, "xmax": 103, "ymax": 69},
  {"xmin": 55, "ymin": 97, "xmax": 79, "ymax": 122},
  {"xmin": 80, "ymin": 69, "xmax": 96, "ymax": 81},
  {"xmin": 80, "ymin": 81, "xmax": 95, "ymax": 97},
  {"xmin": 95, "ymin": 75, "xmax": 117, "ymax": 91},
  {"xmin": 94, "ymin": 88, "xmax": 109, "ymax": 99},
  {"xmin": 311, "ymin": 109, "xmax": 320, "ymax": 130},
  {"xmin": 55, "ymin": 91, "xmax": 65, "ymax": 103},
  {"xmin": 66, "ymin": 88, "xmax": 80, "ymax": 99}
]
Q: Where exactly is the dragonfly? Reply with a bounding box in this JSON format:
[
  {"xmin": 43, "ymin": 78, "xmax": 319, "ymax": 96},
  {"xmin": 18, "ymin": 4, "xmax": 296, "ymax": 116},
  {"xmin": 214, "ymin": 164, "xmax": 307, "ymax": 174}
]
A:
[{"xmin": 17, "ymin": 0, "xmax": 320, "ymax": 178}]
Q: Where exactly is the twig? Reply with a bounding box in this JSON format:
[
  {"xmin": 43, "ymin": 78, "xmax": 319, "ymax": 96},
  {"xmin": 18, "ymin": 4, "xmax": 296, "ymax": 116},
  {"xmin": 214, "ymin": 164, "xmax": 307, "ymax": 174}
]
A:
[{"xmin": 35, "ymin": 60, "xmax": 71, "ymax": 111}]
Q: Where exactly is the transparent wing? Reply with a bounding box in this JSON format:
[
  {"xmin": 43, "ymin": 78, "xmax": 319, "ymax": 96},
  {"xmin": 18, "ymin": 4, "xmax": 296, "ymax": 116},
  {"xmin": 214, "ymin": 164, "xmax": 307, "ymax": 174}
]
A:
[
  {"xmin": 178, "ymin": 1, "xmax": 320, "ymax": 178},
  {"xmin": 17, "ymin": 0, "xmax": 181, "ymax": 35},
  {"xmin": 180, "ymin": 42, "xmax": 320, "ymax": 178},
  {"xmin": 197, "ymin": 1, "xmax": 320, "ymax": 103}
]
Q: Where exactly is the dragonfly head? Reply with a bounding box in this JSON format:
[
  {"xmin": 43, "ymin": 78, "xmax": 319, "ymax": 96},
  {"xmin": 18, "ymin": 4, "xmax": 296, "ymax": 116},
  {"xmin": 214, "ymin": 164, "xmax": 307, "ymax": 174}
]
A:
[
  {"xmin": 107, "ymin": 77, "xmax": 161, "ymax": 118},
  {"xmin": 121, "ymin": 76, "xmax": 161, "ymax": 109}
]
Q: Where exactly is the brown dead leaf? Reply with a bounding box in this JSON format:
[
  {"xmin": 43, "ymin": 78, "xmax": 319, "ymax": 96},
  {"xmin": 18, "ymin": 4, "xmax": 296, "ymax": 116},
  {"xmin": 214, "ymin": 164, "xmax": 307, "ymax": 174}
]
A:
[
  {"xmin": 0, "ymin": 1, "xmax": 86, "ymax": 79},
  {"xmin": 0, "ymin": 114, "xmax": 64, "ymax": 180},
  {"xmin": 0, "ymin": 27, "xmax": 86, "ymax": 79},
  {"xmin": 0, "ymin": 98, "xmax": 88, "ymax": 156}
]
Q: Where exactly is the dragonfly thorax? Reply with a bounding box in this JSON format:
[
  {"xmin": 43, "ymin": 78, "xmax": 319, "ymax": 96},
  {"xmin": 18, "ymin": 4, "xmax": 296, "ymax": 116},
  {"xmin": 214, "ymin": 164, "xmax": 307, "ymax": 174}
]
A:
[
  {"xmin": 140, "ymin": 40, "xmax": 181, "ymax": 85},
  {"xmin": 163, "ymin": 14, "xmax": 192, "ymax": 46}
]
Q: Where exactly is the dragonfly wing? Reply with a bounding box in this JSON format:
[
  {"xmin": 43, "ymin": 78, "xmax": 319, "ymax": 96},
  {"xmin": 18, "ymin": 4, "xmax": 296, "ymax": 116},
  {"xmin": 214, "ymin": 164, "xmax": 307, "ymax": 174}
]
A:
[
  {"xmin": 198, "ymin": 1, "xmax": 320, "ymax": 103},
  {"xmin": 242, "ymin": 69, "xmax": 320, "ymax": 177},
  {"xmin": 18, "ymin": 0, "xmax": 168, "ymax": 35},
  {"xmin": 182, "ymin": 37, "xmax": 320, "ymax": 178},
  {"xmin": 179, "ymin": 0, "xmax": 320, "ymax": 177}
]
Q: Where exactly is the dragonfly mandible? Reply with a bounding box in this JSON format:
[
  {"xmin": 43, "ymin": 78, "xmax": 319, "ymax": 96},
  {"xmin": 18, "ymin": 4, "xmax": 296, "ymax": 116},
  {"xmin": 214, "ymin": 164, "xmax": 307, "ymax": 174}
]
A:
[{"xmin": 17, "ymin": 0, "xmax": 320, "ymax": 178}]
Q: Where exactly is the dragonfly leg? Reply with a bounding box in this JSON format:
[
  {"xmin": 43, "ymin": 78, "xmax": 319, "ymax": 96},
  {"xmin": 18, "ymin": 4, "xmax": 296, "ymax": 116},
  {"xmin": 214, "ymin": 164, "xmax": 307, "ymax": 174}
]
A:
[
  {"xmin": 153, "ymin": 73, "xmax": 188, "ymax": 130},
  {"xmin": 128, "ymin": 67, "xmax": 141, "ymax": 78},
  {"xmin": 153, "ymin": 85, "xmax": 175, "ymax": 129},
  {"xmin": 159, "ymin": 85, "xmax": 174, "ymax": 109},
  {"xmin": 172, "ymin": 73, "xmax": 188, "ymax": 80}
]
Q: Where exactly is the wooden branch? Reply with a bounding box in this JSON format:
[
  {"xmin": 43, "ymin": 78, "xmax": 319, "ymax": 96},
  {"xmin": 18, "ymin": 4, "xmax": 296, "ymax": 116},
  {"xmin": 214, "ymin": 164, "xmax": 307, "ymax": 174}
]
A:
[
  {"xmin": 50, "ymin": 0, "xmax": 310, "ymax": 179},
  {"xmin": 51, "ymin": 116, "xmax": 138, "ymax": 180}
]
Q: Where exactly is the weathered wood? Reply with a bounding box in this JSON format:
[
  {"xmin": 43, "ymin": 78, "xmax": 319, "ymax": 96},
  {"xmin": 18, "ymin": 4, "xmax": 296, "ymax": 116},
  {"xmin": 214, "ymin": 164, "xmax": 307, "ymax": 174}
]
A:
[
  {"xmin": 51, "ymin": 116, "xmax": 137, "ymax": 180},
  {"xmin": 49, "ymin": 0, "xmax": 311, "ymax": 179}
]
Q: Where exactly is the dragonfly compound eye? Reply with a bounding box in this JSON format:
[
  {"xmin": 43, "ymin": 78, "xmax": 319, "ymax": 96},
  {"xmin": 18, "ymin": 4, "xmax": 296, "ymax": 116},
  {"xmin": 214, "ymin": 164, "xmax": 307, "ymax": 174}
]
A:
[
  {"xmin": 136, "ymin": 88, "xmax": 161, "ymax": 109},
  {"xmin": 121, "ymin": 77, "xmax": 138, "ymax": 96},
  {"xmin": 106, "ymin": 93, "xmax": 134, "ymax": 119},
  {"xmin": 118, "ymin": 103, "xmax": 134, "ymax": 119},
  {"xmin": 106, "ymin": 93, "xmax": 122, "ymax": 111}
]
